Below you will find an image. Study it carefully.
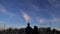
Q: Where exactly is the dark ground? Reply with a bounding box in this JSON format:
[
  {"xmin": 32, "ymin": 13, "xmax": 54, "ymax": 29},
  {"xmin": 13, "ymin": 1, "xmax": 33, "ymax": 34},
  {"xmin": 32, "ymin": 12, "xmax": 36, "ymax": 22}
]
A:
[{"xmin": 0, "ymin": 27, "xmax": 60, "ymax": 34}]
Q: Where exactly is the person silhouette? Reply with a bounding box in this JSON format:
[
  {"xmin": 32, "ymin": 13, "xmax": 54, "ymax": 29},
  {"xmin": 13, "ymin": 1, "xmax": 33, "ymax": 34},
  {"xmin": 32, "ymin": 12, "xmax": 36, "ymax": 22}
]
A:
[
  {"xmin": 33, "ymin": 26, "xmax": 39, "ymax": 34},
  {"xmin": 25, "ymin": 23, "xmax": 33, "ymax": 34}
]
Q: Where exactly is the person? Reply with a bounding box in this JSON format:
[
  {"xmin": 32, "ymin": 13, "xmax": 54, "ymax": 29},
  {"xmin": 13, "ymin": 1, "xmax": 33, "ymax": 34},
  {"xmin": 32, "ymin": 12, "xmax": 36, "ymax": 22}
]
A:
[
  {"xmin": 33, "ymin": 26, "xmax": 39, "ymax": 34},
  {"xmin": 47, "ymin": 27, "xmax": 51, "ymax": 34},
  {"xmin": 25, "ymin": 23, "xmax": 33, "ymax": 34}
]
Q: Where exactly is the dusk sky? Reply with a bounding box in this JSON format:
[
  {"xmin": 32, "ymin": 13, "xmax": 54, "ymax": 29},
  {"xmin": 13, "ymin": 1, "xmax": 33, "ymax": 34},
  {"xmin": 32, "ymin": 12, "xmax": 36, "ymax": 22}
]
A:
[{"xmin": 0, "ymin": 0, "xmax": 60, "ymax": 29}]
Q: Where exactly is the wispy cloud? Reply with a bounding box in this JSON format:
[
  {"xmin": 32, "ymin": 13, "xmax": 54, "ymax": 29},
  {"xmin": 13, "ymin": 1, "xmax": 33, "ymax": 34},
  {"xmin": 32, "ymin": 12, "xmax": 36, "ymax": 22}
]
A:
[
  {"xmin": 22, "ymin": 12, "xmax": 30, "ymax": 22},
  {"xmin": 36, "ymin": 17, "xmax": 60, "ymax": 23},
  {"xmin": 48, "ymin": 0, "xmax": 60, "ymax": 7},
  {"xmin": 0, "ymin": 4, "xmax": 18, "ymax": 17},
  {"xmin": 0, "ymin": 4, "xmax": 6, "ymax": 12},
  {"xmin": 29, "ymin": 4, "xmax": 41, "ymax": 12},
  {"xmin": 36, "ymin": 18, "xmax": 46, "ymax": 23}
]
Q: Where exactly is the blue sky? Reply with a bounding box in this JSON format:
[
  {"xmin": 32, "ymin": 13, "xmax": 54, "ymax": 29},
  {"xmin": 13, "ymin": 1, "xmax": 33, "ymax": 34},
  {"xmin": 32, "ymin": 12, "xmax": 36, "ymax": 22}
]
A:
[{"xmin": 0, "ymin": 0, "xmax": 60, "ymax": 29}]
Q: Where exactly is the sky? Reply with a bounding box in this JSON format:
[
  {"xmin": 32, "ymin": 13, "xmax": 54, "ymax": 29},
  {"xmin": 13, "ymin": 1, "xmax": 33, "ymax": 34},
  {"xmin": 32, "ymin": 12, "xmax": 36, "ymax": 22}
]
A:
[{"xmin": 0, "ymin": 0, "xmax": 60, "ymax": 29}]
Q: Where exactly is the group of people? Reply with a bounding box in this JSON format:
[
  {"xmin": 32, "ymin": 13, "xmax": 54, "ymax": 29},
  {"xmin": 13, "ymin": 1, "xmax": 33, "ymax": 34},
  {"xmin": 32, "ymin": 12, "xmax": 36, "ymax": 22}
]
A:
[
  {"xmin": 0, "ymin": 23, "xmax": 60, "ymax": 34},
  {"xmin": 25, "ymin": 23, "xmax": 39, "ymax": 34}
]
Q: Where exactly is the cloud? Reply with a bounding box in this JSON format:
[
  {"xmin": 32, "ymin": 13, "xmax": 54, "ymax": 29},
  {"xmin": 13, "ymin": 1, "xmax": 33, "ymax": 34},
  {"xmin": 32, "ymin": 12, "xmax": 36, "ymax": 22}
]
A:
[
  {"xmin": 36, "ymin": 17, "xmax": 60, "ymax": 23},
  {"xmin": 29, "ymin": 4, "xmax": 41, "ymax": 12},
  {"xmin": 1, "ymin": 11, "xmax": 18, "ymax": 18},
  {"xmin": 0, "ymin": 4, "xmax": 6, "ymax": 12},
  {"xmin": 4, "ymin": 12, "xmax": 17, "ymax": 17},
  {"xmin": 0, "ymin": 4, "xmax": 18, "ymax": 17},
  {"xmin": 19, "ymin": 0, "xmax": 60, "ymax": 23},
  {"xmin": 48, "ymin": 0, "xmax": 60, "ymax": 7},
  {"xmin": 22, "ymin": 12, "xmax": 30, "ymax": 22},
  {"xmin": 36, "ymin": 18, "xmax": 46, "ymax": 23},
  {"xmin": 49, "ymin": 17, "xmax": 60, "ymax": 23}
]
